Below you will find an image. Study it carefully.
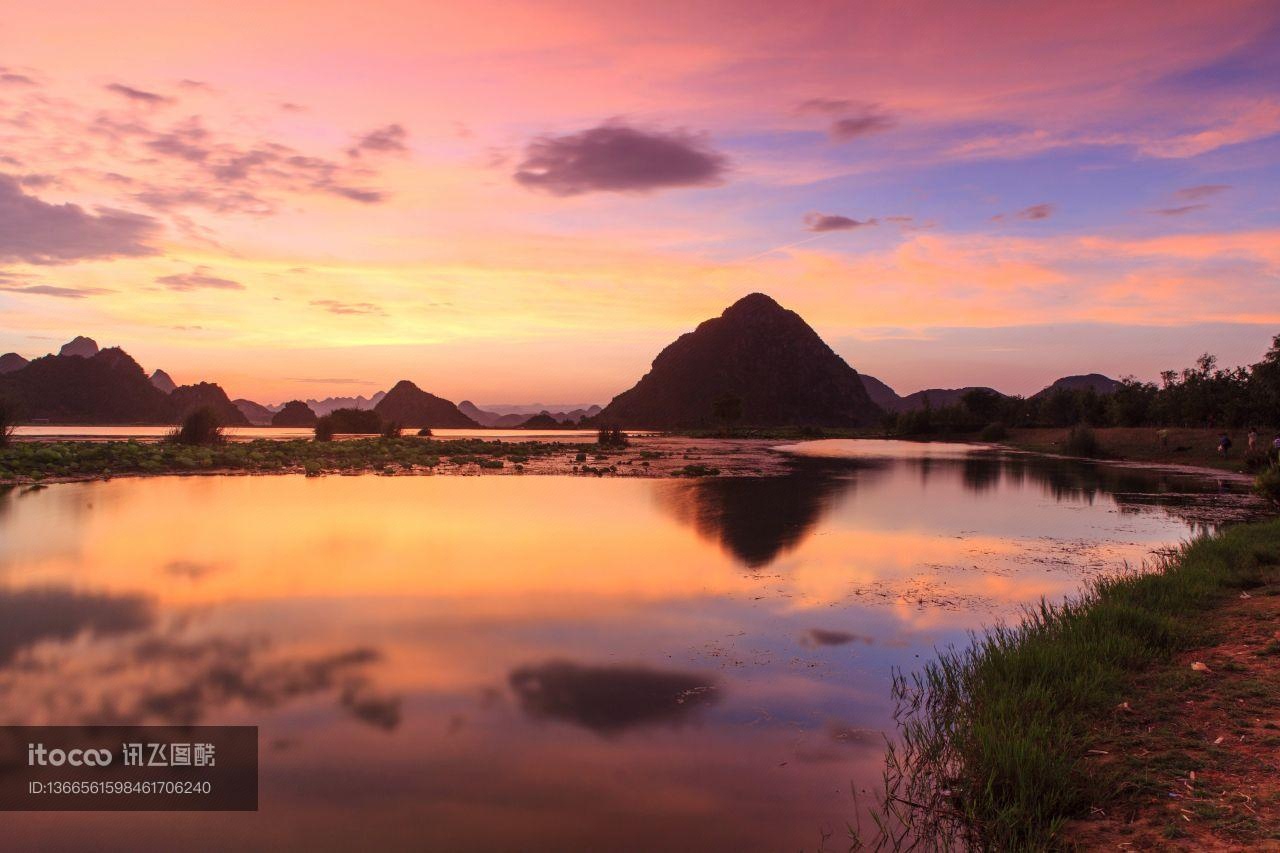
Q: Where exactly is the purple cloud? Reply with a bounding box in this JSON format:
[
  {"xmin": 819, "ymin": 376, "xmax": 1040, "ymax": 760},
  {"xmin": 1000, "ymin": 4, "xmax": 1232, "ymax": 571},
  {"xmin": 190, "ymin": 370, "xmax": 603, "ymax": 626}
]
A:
[
  {"xmin": 514, "ymin": 122, "xmax": 728, "ymax": 196},
  {"xmin": 311, "ymin": 299, "xmax": 385, "ymax": 316},
  {"xmin": 105, "ymin": 83, "xmax": 173, "ymax": 106},
  {"xmin": 795, "ymin": 98, "xmax": 855, "ymax": 115},
  {"xmin": 804, "ymin": 212, "xmax": 878, "ymax": 232},
  {"xmin": 0, "ymin": 283, "xmax": 114, "ymax": 298},
  {"xmin": 1175, "ymin": 184, "xmax": 1230, "ymax": 201},
  {"xmin": 348, "ymin": 124, "xmax": 408, "ymax": 157},
  {"xmin": 155, "ymin": 266, "xmax": 243, "ymax": 291},
  {"xmin": 0, "ymin": 174, "xmax": 160, "ymax": 264},
  {"xmin": 828, "ymin": 107, "xmax": 896, "ymax": 142},
  {"xmin": 1154, "ymin": 203, "xmax": 1208, "ymax": 216}
]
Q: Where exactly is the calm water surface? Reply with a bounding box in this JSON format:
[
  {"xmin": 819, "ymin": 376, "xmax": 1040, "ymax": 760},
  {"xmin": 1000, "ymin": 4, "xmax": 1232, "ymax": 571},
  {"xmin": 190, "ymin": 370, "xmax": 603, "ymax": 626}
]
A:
[{"xmin": 0, "ymin": 441, "xmax": 1255, "ymax": 851}]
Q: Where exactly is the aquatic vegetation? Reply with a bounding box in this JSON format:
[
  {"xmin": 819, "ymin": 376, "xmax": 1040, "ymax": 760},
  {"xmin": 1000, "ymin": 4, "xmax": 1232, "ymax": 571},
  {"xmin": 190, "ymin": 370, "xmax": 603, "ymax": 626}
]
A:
[
  {"xmin": 677, "ymin": 464, "xmax": 720, "ymax": 477},
  {"xmin": 0, "ymin": 437, "xmax": 585, "ymax": 483},
  {"xmin": 596, "ymin": 427, "xmax": 629, "ymax": 448},
  {"xmin": 873, "ymin": 519, "xmax": 1280, "ymax": 850}
]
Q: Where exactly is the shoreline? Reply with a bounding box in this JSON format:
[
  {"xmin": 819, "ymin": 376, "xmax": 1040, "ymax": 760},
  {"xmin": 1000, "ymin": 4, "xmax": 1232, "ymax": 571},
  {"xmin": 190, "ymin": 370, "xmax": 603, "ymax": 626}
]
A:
[
  {"xmin": 871, "ymin": 515, "xmax": 1280, "ymax": 849},
  {"xmin": 0, "ymin": 432, "xmax": 1261, "ymax": 488}
]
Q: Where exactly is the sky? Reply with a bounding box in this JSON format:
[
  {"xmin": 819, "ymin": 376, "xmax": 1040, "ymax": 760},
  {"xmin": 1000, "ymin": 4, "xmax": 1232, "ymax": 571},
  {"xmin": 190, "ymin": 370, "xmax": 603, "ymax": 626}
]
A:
[{"xmin": 1, "ymin": 0, "xmax": 1278, "ymax": 405}]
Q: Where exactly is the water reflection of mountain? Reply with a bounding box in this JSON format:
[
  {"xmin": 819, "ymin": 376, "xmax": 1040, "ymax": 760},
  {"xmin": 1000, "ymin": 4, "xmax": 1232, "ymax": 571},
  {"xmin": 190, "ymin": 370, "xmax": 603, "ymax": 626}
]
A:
[
  {"xmin": 653, "ymin": 461, "xmax": 859, "ymax": 568},
  {"xmin": 918, "ymin": 452, "xmax": 1264, "ymax": 529}
]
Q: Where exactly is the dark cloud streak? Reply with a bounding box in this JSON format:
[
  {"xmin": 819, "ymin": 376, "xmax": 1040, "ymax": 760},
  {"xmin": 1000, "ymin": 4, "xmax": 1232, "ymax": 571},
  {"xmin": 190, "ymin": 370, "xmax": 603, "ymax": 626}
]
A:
[{"xmin": 514, "ymin": 122, "xmax": 727, "ymax": 196}]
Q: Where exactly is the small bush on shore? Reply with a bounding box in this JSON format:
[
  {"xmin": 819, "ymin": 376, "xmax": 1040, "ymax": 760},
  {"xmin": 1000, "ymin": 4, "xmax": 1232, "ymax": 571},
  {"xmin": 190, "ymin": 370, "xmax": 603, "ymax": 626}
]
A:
[
  {"xmin": 0, "ymin": 397, "xmax": 19, "ymax": 448},
  {"xmin": 1062, "ymin": 424, "xmax": 1104, "ymax": 457},
  {"xmin": 168, "ymin": 407, "xmax": 224, "ymax": 446},
  {"xmin": 416, "ymin": 427, "xmax": 432, "ymax": 437},
  {"xmin": 314, "ymin": 416, "xmax": 335, "ymax": 442},
  {"xmin": 381, "ymin": 421, "xmax": 402, "ymax": 439},
  {"xmin": 1255, "ymin": 465, "xmax": 1280, "ymax": 504},
  {"xmin": 978, "ymin": 421, "xmax": 1008, "ymax": 442}
]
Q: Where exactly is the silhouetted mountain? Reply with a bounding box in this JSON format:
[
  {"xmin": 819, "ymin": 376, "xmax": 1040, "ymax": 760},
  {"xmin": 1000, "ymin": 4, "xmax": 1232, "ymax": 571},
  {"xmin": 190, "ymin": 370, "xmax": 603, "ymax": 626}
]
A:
[
  {"xmin": 169, "ymin": 382, "xmax": 250, "ymax": 426},
  {"xmin": 0, "ymin": 353, "xmax": 28, "ymax": 375},
  {"xmin": 233, "ymin": 398, "xmax": 274, "ymax": 425},
  {"xmin": 373, "ymin": 380, "xmax": 478, "ymax": 428},
  {"xmin": 519, "ymin": 412, "xmax": 572, "ymax": 428},
  {"xmin": 58, "ymin": 336, "xmax": 99, "ymax": 358},
  {"xmin": 0, "ymin": 347, "xmax": 173, "ymax": 423},
  {"xmin": 858, "ymin": 374, "xmax": 902, "ymax": 411},
  {"xmin": 598, "ymin": 293, "xmax": 881, "ymax": 428},
  {"xmin": 460, "ymin": 400, "xmax": 600, "ymax": 427},
  {"xmin": 899, "ymin": 387, "xmax": 1004, "ymax": 412},
  {"xmin": 149, "ymin": 369, "xmax": 177, "ymax": 394},
  {"xmin": 1035, "ymin": 374, "xmax": 1121, "ymax": 396},
  {"xmin": 271, "ymin": 400, "xmax": 318, "ymax": 427},
  {"xmin": 305, "ymin": 392, "xmax": 387, "ymax": 416}
]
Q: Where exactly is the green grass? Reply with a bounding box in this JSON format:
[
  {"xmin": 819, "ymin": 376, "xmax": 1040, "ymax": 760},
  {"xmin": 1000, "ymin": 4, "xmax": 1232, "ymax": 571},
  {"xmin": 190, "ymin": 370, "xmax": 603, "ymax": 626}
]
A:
[
  {"xmin": 0, "ymin": 437, "xmax": 588, "ymax": 482},
  {"xmin": 873, "ymin": 518, "xmax": 1280, "ymax": 851}
]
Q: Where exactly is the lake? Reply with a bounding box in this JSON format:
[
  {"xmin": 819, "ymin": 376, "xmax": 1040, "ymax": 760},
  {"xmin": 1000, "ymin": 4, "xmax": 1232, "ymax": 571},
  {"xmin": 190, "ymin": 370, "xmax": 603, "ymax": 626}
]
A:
[{"xmin": 0, "ymin": 441, "xmax": 1258, "ymax": 850}]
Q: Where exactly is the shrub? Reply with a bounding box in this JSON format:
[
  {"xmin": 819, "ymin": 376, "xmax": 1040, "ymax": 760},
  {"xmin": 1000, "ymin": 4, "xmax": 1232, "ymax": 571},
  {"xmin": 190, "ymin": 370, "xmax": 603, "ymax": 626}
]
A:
[
  {"xmin": 1062, "ymin": 424, "xmax": 1104, "ymax": 458},
  {"xmin": 326, "ymin": 408, "xmax": 382, "ymax": 434},
  {"xmin": 979, "ymin": 421, "xmax": 1008, "ymax": 442},
  {"xmin": 596, "ymin": 427, "xmax": 629, "ymax": 448},
  {"xmin": 416, "ymin": 427, "xmax": 433, "ymax": 437},
  {"xmin": 0, "ymin": 396, "xmax": 19, "ymax": 447},
  {"xmin": 314, "ymin": 416, "xmax": 335, "ymax": 442},
  {"xmin": 168, "ymin": 406, "xmax": 224, "ymax": 446},
  {"xmin": 381, "ymin": 421, "xmax": 402, "ymax": 439},
  {"xmin": 1256, "ymin": 466, "xmax": 1280, "ymax": 504}
]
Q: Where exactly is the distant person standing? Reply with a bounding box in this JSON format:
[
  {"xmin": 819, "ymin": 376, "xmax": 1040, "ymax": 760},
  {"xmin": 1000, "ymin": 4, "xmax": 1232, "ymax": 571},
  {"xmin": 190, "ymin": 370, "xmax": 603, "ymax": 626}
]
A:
[
  {"xmin": 1217, "ymin": 433, "xmax": 1232, "ymax": 457},
  {"xmin": 1248, "ymin": 427, "xmax": 1258, "ymax": 451},
  {"xmin": 1273, "ymin": 433, "xmax": 1280, "ymax": 463}
]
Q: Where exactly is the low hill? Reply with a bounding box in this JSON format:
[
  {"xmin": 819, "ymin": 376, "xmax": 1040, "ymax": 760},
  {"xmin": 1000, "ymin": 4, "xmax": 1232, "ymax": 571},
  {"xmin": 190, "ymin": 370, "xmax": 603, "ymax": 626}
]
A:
[
  {"xmin": 169, "ymin": 382, "xmax": 250, "ymax": 426},
  {"xmin": 0, "ymin": 353, "xmax": 28, "ymax": 375},
  {"xmin": 373, "ymin": 381, "xmax": 478, "ymax": 428},
  {"xmin": 597, "ymin": 293, "xmax": 881, "ymax": 428},
  {"xmin": 857, "ymin": 374, "xmax": 903, "ymax": 411},
  {"xmin": 271, "ymin": 400, "xmax": 318, "ymax": 427},
  {"xmin": 233, "ymin": 398, "xmax": 274, "ymax": 425},
  {"xmin": 1035, "ymin": 374, "xmax": 1121, "ymax": 396}
]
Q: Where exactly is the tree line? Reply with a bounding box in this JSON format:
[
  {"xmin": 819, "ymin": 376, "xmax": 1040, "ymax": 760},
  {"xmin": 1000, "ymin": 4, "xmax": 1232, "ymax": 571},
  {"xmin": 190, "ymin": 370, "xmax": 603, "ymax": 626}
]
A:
[{"xmin": 889, "ymin": 334, "xmax": 1280, "ymax": 435}]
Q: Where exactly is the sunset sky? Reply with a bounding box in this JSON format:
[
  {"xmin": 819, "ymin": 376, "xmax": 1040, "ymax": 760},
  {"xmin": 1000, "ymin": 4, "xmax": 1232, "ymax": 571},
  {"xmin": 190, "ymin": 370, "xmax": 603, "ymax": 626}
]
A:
[{"xmin": 1, "ymin": 0, "xmax": 1278, "ymax": 405}]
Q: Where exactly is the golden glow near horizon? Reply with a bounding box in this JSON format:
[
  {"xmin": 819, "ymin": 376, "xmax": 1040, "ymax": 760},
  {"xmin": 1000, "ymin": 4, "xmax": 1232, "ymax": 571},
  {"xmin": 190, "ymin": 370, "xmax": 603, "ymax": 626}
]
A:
[{"xmin": 1, "ymin": 0, "xmax": 1278, "ymax": 403}]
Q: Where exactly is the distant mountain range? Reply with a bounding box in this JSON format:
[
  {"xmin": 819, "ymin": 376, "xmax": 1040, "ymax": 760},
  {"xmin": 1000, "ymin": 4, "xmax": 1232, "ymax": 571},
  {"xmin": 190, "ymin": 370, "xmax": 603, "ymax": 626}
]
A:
[
  {"xmin": 0, "ymin": 324, "xmax": 1124, "ymax": 428},
  {"xmin": 459, "ymin": 400, "xmax": 602, "ymax": 427},
  {"xmin": 597, "ymin": 293, "xmax": 880, "ymax": 428},
  {"xmin": 858, "ymin": 372, "xmax": 1123, "ymax": 413}
]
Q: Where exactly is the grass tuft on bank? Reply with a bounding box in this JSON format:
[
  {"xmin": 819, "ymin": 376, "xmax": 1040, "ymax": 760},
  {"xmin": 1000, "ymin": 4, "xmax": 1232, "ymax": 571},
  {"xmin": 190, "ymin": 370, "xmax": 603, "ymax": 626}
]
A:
[{"xmin": 874, "ymin": 517, "xmax": 1280, "ymax": 850}]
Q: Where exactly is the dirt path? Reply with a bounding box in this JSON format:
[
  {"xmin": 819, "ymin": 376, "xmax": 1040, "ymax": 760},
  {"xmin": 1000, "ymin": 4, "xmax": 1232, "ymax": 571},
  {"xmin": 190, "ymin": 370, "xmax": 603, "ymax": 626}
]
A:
[{"xmin": 1067, "ymin": 582, "xmax": 1280, "ymax": 849}]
